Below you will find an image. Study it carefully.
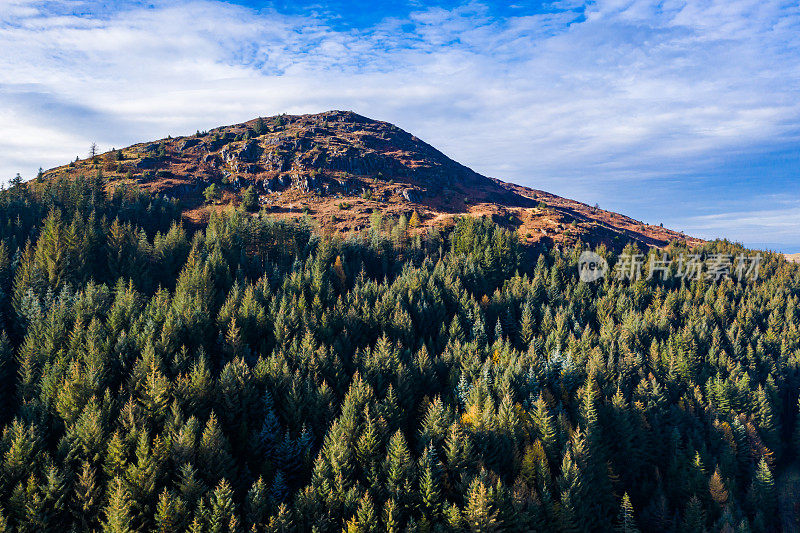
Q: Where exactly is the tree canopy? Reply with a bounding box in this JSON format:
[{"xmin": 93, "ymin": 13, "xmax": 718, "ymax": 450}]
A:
[{"xmin": 0, "ymin": 175, "xmax": 797, "ymax": 532}]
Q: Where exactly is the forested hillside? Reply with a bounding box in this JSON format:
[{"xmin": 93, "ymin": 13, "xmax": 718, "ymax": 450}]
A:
[{"xmin": 0, "ymin": 175, "xmax": 798, "ymax": 532}]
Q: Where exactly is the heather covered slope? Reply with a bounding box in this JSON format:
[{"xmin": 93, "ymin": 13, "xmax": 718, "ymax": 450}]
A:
[{"xmin": 41, "ymin": 110, "xmax": 701, "ymax": 251}]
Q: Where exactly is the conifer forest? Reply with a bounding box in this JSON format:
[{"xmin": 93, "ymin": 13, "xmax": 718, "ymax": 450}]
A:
[{"xmin": 0, "ymin": 175, "xmax": 798, "ymax": 532}]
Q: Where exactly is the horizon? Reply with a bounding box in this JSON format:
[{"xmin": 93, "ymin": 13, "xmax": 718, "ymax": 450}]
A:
[{"xmin": 3, "ymin": 0, "xmax": 800, "ymax": 252}]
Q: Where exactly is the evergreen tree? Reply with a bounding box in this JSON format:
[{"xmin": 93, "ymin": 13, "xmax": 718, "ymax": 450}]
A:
[
  {"xmin": 102, "ymin": 477, "xmax": 133, "ymax": 533},
  {"xmin": 464, "ymin": 475, "xmax": 499, "ymax": 532},
  {"xmin": 616, "ymin": 493, "xmax": 640, "ymax": 533},
  {"xmin": 208, "ymin": 480, "xmax": 238, "ymax": 533},
  {"xmin": 199, "ymin": 413, "xmax": 236, "ymax": 484},
  {"xmin": 752, "ymin": 457, "xmax": 777, "ymax": 526},
  {"xmin": 385, "ymin": 431, "xmax": 414, "ymax": 513},
  {"xmin": 242, "ymin": 186, "xmax": 258, "ymax": 212}
]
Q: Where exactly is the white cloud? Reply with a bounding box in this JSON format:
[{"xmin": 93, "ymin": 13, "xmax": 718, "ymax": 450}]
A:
[
  {"xmin": 681, "ymin": 199, "xmax": 800, "ymax": 252},
  {"xmin": 1, "ymin": 0, "xmax": 799, "ymax": 247}
]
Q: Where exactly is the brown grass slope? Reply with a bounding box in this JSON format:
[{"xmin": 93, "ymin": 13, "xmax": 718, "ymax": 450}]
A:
[{"xmin": 42, "ymin": 110, "xmax": 701, "ymax": 251}]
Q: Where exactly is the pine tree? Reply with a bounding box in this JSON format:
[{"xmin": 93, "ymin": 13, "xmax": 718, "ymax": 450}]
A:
[
  {"xmin": 519, "ymin": 300, "xmax": 534, "ymax": 347},
  {"xmin": 270, "ymin": 470, "xmax": 288, "ymax": 504},
  {"xmin": 333, "ymin": 255, "xmax": 346, "ymax": 291},
  {"xmin": 199, "ymin": 413, "xmax": 236, "ymax": 484},
  {"xmin": 41, "ymin": 463, "xmax": 68, "ymax": 530},
  {"xmin": 34, "ymin": 209, "xmax": 77, "ymax": 289},
  {"xmin": 72, "ymin": 461, "xmax": 101, "ymax": 530},
  {"xmin": 267, "ymin": 503, "xmax": 293, "ymax": 532},
  {"xmin": 616, "ymin": 493, "xmax": 640, "ymax": 533},
  {"xmin": 346, "ymin": 492, "xmax": 379, "ymax": 533},
  {"xmin": 383, "ymin": 498, "xmax": 401, "ymax": 533},
  {"xmin": 708, "ymin": 466, "xmax": 728, "ymax": 506},
  {"xmin": 223, "ymin": 316, "xmax": 247, "ymax": 361},
  {"xmin": 102, "ymin": 477, "xmax": 133, "ymax": 533},
  {"xmin": 445, "ymin": 422, "xmax": 474, "ymax": 489},
  {"xmin": 681, "ymin": 495, "xmax": 705, "ymax": 533},
  {"xmin": 532, "ymin": 393, "xmax": 557, "ymax": 460},
  {"xmin": 385, "ymin": 431, "xmax": 414, "ymax": 511},
  {"xmin": 576, "ymin": 377, "xmax": 614, "ymax": 529},
  {"xmin": 154, "ymin": 490, "xmax": 186, "ymax": 533},
  {"xmin": 464, "ymin": 475, "xmax": 499, "ymax": 532},
  {"xmin": 4, "ymin": 420, "xmax": 41, "ymax": 485},
  {"xmin": 177, "ymin": 463, "xmax": 207, "ymax": 511},
  {"xmin": 0, "ymin": 331, "xmax": 13, "ymax": 423},
  {"xmin": 140, "ymin": 353, "xmax": 171, "ymax": 427},
  {"xmin": 419, "ymin": 445, "xmax": 443, "ymax": 523},
  {"xmin": 242, "ymin": 186, "xmax": 258, "ymax": 212},
  {"xmin": 104, "ymin": 431, "xmax": 128, "ymax": 479},
  {"xmin": 356, "ymin": 408, "xmax": 381, "ymax": 488},
  {"xmin": 204, "ymin": 184, "xmax": 220, "ymax": 204},
  {"xmin": 208, "ymin": 479, "xmax": 238, "ymax": 533},
  {"xmin": 755, "ymin": 385, "xmax": 780, "ymax": 458},
  {"xmin": 245, "ymin": 477, "xmax": 269, "ymax": 530},
  {"xmin": 557, "ymin": 448, "xmax": 581, "ymax": 533},
  {"xmin": 449, "ymin": 314, "xmax": 466, "ymax": 342},
  {"xmin": 752, "ymin": 457, "xmax": 777, "ymax": 522}
]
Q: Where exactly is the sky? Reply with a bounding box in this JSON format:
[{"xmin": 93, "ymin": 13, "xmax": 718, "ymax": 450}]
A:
[{"xmin": 2, "ymin": 0, "xmax": 800, "ymax": 251}]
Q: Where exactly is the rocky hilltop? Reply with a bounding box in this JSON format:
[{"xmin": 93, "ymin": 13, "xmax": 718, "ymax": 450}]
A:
[{"xmin": 43, "ymin": 110, "xmax": 700, "ymax": 250}]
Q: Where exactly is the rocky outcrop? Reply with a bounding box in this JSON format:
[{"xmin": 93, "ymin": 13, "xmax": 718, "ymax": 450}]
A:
[
  {"xmin": 239, "ymin": 140, "xmax": 262, "ymax": 162},
  {"xmin": 205, "ymin": 132, "xmax": 235, "ymax": 151},
  {"xmin": 179, "ymin": 138, "xmax": 201, "ymax": 151},
  {"xmin": 136, "ymin": 157, "xmax": 159, "ymax": 170},
  {"xmin": 402, "ymin": 188, "xmax": 421, "ymax": 202}
]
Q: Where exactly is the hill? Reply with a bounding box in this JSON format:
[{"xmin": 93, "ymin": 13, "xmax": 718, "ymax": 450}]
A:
[{"xmin": 42, "ymin": 110, "xmax": 700, "ymax": 250}]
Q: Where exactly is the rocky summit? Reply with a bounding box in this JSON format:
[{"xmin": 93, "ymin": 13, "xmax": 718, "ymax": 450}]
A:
[{"xmin": 43, "ymin": 110, "xmax": 700, "ymax": 250}]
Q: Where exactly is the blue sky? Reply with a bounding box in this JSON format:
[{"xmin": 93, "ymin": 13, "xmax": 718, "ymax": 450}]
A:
[{"xmin": 2, "ymin": 0, "xmax": 800, "ymax": 251}]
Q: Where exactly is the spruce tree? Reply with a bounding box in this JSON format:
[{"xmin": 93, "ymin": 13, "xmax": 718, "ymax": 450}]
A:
[
  {"xmin": 616, "ymin": 493, "xmax": 640, "ymax": 533},
  {"xmin": 199, "ymin": 413, "xmax": 236, "ymax": 484},
  {"xmin": 102, "ymin": 477, "xmax": 133, "ymax": 533},
  {"xmin": 464, "ymin": 475, "xmax": 499, "ymax": 532}
]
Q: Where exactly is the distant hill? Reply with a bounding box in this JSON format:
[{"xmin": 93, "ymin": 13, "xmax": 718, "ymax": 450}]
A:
[{"xmin": 42, "ymin": 110, "xmax": 701, "ymax": 251}]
